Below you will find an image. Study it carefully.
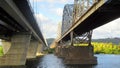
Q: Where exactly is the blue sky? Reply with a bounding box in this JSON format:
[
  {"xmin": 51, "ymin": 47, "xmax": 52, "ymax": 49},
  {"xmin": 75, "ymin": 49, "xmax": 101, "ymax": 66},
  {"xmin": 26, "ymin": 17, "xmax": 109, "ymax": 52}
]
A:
[{"xmin": 30, "ymin": 0, "xmax": 120, "ymax": 39}]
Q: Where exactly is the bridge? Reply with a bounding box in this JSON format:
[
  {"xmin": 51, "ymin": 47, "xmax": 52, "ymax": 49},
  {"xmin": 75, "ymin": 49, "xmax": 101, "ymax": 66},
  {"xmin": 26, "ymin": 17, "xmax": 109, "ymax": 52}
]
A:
[
  {"xmin": 0, "ymin": 0, "xmax": 47, "ymax": 66},
  {"xmin": 55, "ymin": 0, "xmax": 120, "ymax": 64}
]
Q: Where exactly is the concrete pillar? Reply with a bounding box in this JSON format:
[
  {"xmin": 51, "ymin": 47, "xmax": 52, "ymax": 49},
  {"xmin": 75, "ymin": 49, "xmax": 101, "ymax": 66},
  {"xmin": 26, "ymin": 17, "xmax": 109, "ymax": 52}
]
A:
[
  {"xmin": 55, "ymin": 46, "xmax": 61, "ymax": 56},
  {"xmin": 55, "ymin": 46, "xmax": 68, "ymax": 58},
  {"xmin": 55, "ymin": 46, "xmax": 59, "ymax": 55},
  {"xmin": 27, "ymin": 40, "xmax": 38, "ymax": 59},
  {"xmin": 64, "ymin": 46, "xmax": 97, "ymax": 65},
  {"xmin": 0, "ymin": 33, "xmax": 31, "ymax": 66},
  {"xmin": 36, "ymin": 43, "xmax": 43, "ymax": 56},
  {"xmin": 59, "ymin": 46, "xmax": 68, "ymax": 58}
]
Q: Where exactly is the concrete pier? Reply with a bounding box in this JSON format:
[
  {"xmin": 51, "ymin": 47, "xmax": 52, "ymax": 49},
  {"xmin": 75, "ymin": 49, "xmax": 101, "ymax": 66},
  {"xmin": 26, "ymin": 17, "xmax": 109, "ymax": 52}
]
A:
[
  {"xmin": 55, "ymin": 46, "xmax": 68, "ymax": 58},
  {"xmin": 64, "ymin": 46, "xmax": 97, "ymax": 65},
  {"xmin": 0, "ymin": 33, "xmax": 31, "ymax": 66},
  {"xmin": 55, "ymin": 46, "xmax": 97, "ymax": 65},
  {"xmin": 36, "ymin": 43, "xmax": 43, "ymax": 56},
  {"xmin": 27, "ymin": 40, "xmax": 38, "ymax": 59},
  {"xmin": 55, "ymin": 46, "xmax": 62, "ymax": 57}
]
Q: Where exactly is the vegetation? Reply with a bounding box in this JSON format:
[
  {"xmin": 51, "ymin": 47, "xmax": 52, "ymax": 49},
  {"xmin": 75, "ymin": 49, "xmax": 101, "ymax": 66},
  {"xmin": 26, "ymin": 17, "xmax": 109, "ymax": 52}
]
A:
[
  {"xmin": 0, "ymin": 46, "xmax": 3, "ymax": 56},
  {"xmin": 44, "ymin": 48, "xmax": 55, "ymax": 54},
  {"xmin": 92, "ymin": 42, "xmax": 120, "ymax": 54},
  {"xmin": 74, "ymin": 41, "xmax": 120, "ymax": 54},
  {"xmin": 47, "ymin": 42, "xmax": 120, "ymax": 54}
]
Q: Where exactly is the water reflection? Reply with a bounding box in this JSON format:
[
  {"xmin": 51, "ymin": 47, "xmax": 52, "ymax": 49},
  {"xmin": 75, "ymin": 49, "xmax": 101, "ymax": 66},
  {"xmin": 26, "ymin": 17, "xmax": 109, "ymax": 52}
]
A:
[
  {"xmin": 37, "ymin": 54, "xmax": 65, "ymax": 68},
  {"xmin": 65, "ymin": 63, "xmax": 96, "ymax": 68},
  {"xmin": 33, "ymin": 54, "xmax": 120, "ymax": 68},
  {"xmin": 37, "ymin": 54, "xmax": 97, "ymax": 68}
]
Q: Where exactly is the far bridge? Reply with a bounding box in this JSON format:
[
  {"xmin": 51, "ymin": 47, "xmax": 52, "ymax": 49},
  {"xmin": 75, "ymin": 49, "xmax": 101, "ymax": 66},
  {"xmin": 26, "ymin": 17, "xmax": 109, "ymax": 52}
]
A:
[{"xmin": 55, "ymin": 0, "xmax": 120, "ymax": 65}]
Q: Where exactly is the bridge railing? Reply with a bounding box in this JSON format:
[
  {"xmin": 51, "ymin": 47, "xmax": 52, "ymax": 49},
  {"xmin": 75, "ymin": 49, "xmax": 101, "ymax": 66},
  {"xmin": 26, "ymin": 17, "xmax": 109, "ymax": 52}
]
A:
[{"xmin": 73, "ymin": 0, "xmax": 99, "ymax": 23}]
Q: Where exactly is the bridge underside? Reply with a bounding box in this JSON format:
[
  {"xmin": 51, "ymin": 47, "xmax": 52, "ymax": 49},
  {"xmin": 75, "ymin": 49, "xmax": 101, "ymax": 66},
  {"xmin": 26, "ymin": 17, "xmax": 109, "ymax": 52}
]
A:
[
  {"xmin": 0, "ymin": 0, "xmax": 47, "ymax": 66},
  {"xmin": 0, "ymin": 0, "xmax": 46, "ymax": 46},
  {"xmin": 62, "ymin": 0, "xmax": 120, "ymax": 41}
]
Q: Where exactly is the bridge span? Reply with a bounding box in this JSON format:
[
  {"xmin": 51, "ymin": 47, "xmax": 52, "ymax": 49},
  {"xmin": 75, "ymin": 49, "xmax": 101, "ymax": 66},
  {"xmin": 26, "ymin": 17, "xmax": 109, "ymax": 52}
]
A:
[
  {"xmin": 55, "ymin": 0, "xmax": 120, "ymax": 65},
  {"xmin": 0, "ymin": 0, "xmax": 47, "ymax": 66}
]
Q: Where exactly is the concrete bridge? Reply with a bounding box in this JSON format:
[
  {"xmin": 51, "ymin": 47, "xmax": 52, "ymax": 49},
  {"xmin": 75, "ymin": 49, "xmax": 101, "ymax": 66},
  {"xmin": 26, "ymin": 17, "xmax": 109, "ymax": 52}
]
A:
[
  {"xmin": 0, "ymin": 0, "xmax": 47, "ymax": 66},
  {"xmin": 55, "ymin": 0, "xmax": 120, "ymax": 64}
]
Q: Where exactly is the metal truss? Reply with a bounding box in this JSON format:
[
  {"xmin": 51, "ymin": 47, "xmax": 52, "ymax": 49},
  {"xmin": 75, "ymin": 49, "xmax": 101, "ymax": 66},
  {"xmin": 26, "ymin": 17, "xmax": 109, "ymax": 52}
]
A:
[
  {"xmin": 73, "ymin": 0, "xmax": 99, "ymax": 23},
  {"xmin": 72, "ymin": 30, "xmax": 93, "ymax": 46}
]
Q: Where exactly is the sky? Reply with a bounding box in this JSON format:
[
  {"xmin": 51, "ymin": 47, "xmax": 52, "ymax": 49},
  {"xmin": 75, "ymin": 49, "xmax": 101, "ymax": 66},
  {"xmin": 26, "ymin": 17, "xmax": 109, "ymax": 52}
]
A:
[{"xmin": 29, "ymin": 0, "xmax": 120, "ymax": 39}]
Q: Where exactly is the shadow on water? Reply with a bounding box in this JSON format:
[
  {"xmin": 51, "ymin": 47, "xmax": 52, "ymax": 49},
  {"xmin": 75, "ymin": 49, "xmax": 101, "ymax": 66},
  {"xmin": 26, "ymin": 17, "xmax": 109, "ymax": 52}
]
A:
[
  {"xmin": 37, "ymin": 54, "xmax": 65, "ymax": 68},
  {"xmin": 1, "ymin": 54, "xmax": 120, "ymax": 68},
  {"xmin": 25, "ymin": 54, "xmax": 120, "ymax": 68},
  {"xmin": 65, "ymin": 65, "xmax": 97, "ymax": 68},
  {"xmin": 26, "ymin": 56, "xmax": 43, "ymax": 68},
  {"xmin": 26, "ymin": 54, "xmax": 97, "ymax": 68}
]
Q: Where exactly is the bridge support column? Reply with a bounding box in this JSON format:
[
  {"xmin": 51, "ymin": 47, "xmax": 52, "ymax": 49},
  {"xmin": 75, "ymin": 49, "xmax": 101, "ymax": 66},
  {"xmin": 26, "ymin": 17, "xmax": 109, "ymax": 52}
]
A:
[
  {"xmin": 27, "ymin": 40, "xmax": 38, "ymax": 59},
  {"xmin": 60, "ymin": 46, "xmax": 68, "ymax": 58},
  {"xmin": 36, "ymin": 43, "xmax": 43, "ymax": 56},
  {"xmin": 64, "ymin": 46, "xmax": 97, "ymax": 65},
  {"xmin": 0, "ymin": 33, "xmax": 31, "ymax": 66},
  {"xmin": 55, "ymin": 46, "xmax": 61, "ymax": 57},
  {"xmin": 55, "ymin": 46, "xmax": 59, "ymax": 56},
  {"xmin": 55, "ymin": 45, "xmax": 68, "ymax": 58}
]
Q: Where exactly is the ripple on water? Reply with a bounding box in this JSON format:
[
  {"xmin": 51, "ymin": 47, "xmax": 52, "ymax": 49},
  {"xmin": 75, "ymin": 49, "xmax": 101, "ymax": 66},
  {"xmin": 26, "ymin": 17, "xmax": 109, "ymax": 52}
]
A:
[
  {"xmin": 36, "ymin": 54, "xmax": 120, "ymax": 68},
  {"xmin": 37, "ymin": 54, "xmax": 65, "ymax": 68}
]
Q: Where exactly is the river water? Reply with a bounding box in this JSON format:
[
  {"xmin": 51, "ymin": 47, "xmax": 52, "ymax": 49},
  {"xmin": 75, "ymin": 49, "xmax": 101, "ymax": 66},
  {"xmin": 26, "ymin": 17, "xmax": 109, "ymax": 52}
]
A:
[{"xmin": 26, "ymin": 54, "xmax": 120, "ymax": 68}]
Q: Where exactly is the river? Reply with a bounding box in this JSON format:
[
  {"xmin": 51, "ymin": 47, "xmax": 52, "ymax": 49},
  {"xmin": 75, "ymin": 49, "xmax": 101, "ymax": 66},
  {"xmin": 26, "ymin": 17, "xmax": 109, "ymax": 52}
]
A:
[{"xmin": 26, "ymin": 54, "xmax": 120, "ymax": 68}]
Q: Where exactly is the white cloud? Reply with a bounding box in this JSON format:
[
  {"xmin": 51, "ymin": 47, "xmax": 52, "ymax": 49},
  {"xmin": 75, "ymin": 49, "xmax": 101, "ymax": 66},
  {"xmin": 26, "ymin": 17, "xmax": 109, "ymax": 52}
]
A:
[
  {"xmin": 93, "ymin": 18, "xmax": 120, "ymax": 39},
  {"xmin": 32, "ymin": 0, "xmax": 73, "ymax": 4},
  {"xmin": 47, "ymin": 0, "xmax": 69, "ymax": 4},
  {"xmin": 35, "ymin": 14, "xmax": 49, "ymax": 22},
  {"xmin": 30, "ymin": 0, "xmax": 43, "ymax": 2},
  {"xmin": 50, "ymin": 8, "xmax": 63, "ymax": 16},
  {"xmin": 42, "ymin": 22, "xmax": 58, "ymax": 38},
  {"xmin": 56, "ymin": 8, "xmax": 63, "ymax": 16},
  {"xmin": 34, "ymin": 13, "xmax": 58, "ymax": 38},
  {"xmin": 30, "ymin": 0, "xmax": 72, "ymax": 19}
]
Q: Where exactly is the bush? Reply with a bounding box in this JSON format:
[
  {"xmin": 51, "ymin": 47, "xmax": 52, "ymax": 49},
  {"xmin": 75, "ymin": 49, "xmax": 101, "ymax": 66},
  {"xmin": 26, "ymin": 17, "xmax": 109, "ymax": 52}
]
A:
[
  {"xmin": 44, "ymin": 48, "xmax": 55, "ymax": 54},
  {"xmin": 92, "ymin": 42, "xmax": 120, "ymax": 54},
  {"xmin": 73, "ymin": 42, "xmax": 120, "ymax": 54}
]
